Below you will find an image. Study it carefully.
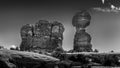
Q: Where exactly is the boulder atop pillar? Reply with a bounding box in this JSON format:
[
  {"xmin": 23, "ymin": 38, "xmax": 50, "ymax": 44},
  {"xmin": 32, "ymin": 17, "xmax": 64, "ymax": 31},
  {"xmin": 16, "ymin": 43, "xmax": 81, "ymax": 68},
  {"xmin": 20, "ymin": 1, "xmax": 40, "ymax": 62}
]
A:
[
  {"xmin": 72, "ymin": 10, "xmax": 93, "ymax": 52},
  {"xmin": 72, "ymin": 10, "xmax": 91, "ymax": 28}
]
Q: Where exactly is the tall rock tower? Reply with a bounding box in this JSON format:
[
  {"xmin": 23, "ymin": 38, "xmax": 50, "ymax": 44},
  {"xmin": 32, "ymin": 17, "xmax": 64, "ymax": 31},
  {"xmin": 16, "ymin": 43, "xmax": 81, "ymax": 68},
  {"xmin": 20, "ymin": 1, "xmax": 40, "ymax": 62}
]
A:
[
  {"xmin": 72, "ymin": 10, "xmax": 93, "ymax": 52},
  {"xmin": 20, "ymin": 20, "xmax": 64, "ymax": 53}
]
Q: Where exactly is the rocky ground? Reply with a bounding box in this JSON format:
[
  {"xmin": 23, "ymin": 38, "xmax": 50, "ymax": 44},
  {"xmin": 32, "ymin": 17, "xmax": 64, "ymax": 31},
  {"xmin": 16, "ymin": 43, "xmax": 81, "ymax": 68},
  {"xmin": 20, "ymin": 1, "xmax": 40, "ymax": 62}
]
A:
[
  {"xmin": 0, "ymin": 49, "xmax": 60, "ymax": 68},
  {"xmin": 0, "ymin": 49, "xmax": 120, "ymax": 68}
]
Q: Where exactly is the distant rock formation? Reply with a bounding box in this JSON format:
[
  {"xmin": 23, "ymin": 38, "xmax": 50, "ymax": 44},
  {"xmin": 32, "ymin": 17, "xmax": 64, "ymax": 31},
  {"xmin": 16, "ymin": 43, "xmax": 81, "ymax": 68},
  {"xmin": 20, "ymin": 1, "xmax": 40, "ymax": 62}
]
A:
[
  {"xmin": 72, "ymin": 10, "xmax": 93, "ymax": 52},
  {"xmin": 20, "ymin": 20, "xmax": 64, "ymax": 53}
]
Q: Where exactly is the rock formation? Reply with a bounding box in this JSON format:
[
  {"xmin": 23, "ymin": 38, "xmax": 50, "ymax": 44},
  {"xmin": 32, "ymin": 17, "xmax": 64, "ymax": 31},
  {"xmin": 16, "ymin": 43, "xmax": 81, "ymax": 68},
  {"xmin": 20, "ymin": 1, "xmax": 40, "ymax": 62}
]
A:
[
  {"xmin": 20, "ymin": 24, "xmax": 34, "ymax": 51},
  {"xmin": 1, "ymin": 11, "xmax": 120, "ymax": 68},
  {"xmin": 72, "ymin": 10, "xmax": 93, "ymax": 52},
  {"xmin": 0, "ymin": 49, "xmax": 120, "ymax": 68},
  {"xmin": 0, "ymin": 49, "xmax": 59, "ymax": 68},
  {"xmin": 20, "ymin": 20, "xmax": 64, "ymax": 53}
]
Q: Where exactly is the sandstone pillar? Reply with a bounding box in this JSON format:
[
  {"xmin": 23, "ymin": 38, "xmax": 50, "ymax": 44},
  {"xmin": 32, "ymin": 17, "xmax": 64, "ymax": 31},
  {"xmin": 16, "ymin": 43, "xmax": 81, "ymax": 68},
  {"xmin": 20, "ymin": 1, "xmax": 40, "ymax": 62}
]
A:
[{"xmin": 72, "ymin": 10, "xmax": 92, "ymax": 52}]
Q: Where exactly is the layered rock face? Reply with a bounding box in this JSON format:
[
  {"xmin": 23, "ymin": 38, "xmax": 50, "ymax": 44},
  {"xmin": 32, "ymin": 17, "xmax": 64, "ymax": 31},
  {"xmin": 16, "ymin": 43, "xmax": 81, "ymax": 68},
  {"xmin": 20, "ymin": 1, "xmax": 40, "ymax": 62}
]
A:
[
  {"xmin": 72, "ymin": 10, "xmax": 93, "ymax": 52},
  {"xmin": 20, "ymin": 20, "xmax": 64, "ymax": 53}
]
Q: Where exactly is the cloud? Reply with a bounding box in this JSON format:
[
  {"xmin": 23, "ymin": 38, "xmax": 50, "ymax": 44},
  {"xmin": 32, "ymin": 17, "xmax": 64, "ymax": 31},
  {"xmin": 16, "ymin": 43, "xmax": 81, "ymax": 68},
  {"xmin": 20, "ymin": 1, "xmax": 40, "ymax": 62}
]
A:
[
  {"xmin": 92, "ymin": 2, "xmax": 120, "ymax": 13},
  {"xmin": 92, "ymin": 7, "xmax": 120, "ymax": 13}
]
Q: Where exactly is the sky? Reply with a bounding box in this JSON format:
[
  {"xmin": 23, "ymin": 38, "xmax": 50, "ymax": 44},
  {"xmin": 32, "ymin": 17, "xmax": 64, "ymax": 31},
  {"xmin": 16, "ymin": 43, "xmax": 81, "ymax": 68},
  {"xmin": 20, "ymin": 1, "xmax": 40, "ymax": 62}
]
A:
[{"xmin": 0, "ymin": 0, "xmax": 120, "ymax": 52}]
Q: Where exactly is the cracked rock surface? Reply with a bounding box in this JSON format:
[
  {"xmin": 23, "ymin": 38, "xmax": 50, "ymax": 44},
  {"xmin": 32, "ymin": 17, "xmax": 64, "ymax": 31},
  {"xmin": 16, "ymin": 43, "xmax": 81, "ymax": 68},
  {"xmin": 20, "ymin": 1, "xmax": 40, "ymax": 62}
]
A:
[{"xmin": 0, "ymin": 49, "xmax": 59, "ymax": 68}]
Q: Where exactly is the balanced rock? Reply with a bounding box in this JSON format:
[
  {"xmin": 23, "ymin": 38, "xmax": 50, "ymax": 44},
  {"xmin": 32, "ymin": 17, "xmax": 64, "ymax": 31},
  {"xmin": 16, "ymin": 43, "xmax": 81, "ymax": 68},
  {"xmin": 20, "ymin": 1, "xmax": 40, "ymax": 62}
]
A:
[{"xmin": 72, "ymin": 10, "xmax": 92, "ymax": 52}]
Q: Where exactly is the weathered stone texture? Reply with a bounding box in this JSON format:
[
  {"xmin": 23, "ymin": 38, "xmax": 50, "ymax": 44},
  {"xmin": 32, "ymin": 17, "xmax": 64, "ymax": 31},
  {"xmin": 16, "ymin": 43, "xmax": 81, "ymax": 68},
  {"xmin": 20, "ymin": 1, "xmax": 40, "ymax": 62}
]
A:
[
  {"xmin": 20, "ymin": 20, "xmax": 64, "ymax": 53},
  {"xmin": 20, "ymin": 24, "xmax": 33, "ymax": 51},
  {"xmin": 72, "ymin": 10, "xmax": 92, "ymax": 52},
  {"xmin": 74, "ymin": 29, "xmax": 92, "ymax": 52},
  {"xmin": 72, "ymin": 10, "xmax": 91, "ymax": 28},
  {"xmin": 0, "ymin": 49, "xmax": 59, "ymax": 68}
]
